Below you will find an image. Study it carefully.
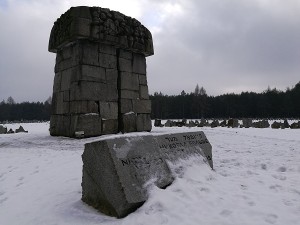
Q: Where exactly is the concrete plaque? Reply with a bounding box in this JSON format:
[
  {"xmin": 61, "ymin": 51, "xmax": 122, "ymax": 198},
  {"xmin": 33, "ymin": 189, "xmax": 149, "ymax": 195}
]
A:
[{"xmin": 82, "ymin": 131, "xmax": 213, "ymax": 218}]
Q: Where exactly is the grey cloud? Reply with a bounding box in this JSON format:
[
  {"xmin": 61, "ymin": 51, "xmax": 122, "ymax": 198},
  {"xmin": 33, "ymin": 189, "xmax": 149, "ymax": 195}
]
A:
[{"xmin": 146, "ymin": 0, "xmax": 300, "ymax": 95}]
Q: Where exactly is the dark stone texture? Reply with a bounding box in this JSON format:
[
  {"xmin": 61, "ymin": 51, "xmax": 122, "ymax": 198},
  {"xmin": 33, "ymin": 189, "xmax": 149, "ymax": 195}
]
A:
[
  {"xmin": 0, "ymin": 125, "xmax": 7, "ymax": 134},
  {"xmin": 101, "ymin": 119, "xmax": 119, "ymax": 134},
  {"xmin": 154, "ymin": 119, "xmax": 162, "ymax": 127},
  {"xmin": 136, "ymin": 114, "xmax": 152, "ymax": 132},
  {"xmin": 132, "ymin": 53, "xmax": 146, "ymax": 74},
  {"xmin": 122, "ymin": 113, "xmax": 137, "ymax": 133},
  {"xmin": 70, "ymin": 114, "xmax": 102, "ymax": 137},
  {"xmin": 120, "ymin": 72, "xmax": 139, "ymax": 91},
  {"xmin": 70, "ymin": 81, "xmax": 118, "ymax": 102},
  {"xmin": 99, "ymin": 102, "xmax": 118, "ymax": 120},
  {"xmin": 132, "ymin": 99, "xmax": 151, "ymax": 114},
  {"xmin": 120, "ymin": 99, "xmax": 133, "ymax": 114},
  {"xmin": 139, "ymin": 85, "xmax": 149, "ymax": 99}
]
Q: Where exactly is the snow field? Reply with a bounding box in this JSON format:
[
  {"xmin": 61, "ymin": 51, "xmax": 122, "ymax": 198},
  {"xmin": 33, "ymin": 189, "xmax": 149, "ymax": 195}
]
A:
[{"xmin": 0, "ymin": 122, "xmax": 299, "ymax": 225}]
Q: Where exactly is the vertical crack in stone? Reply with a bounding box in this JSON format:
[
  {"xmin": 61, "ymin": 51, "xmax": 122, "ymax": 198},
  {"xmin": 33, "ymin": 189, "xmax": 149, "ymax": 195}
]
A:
[{"xmin": 116, "ymin": 48, "xmax": 123, "ymax": 133}]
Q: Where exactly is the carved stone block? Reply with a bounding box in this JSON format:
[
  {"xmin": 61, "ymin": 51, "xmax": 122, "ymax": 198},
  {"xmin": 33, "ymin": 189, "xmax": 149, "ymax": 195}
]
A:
[
  {"xmin": 70, "ymin": 114, "xmax": 102, "ymax": 137},
  {"xmin": 105, "ymin": 69, "xmax": 118, "ymax": 85},
  {"xmin": 102, "ymin": 119, "xmax": 118, "ymax": 134},
  {"xmin": 70, "ymin": 82, "xmax": 118, "ymax": 102},
  {"xmin": 118, "ymin": 58, "xmax": 132, "ymax": 72},
  {"xmin": 122, "ymin": 113, "xmax": 137, "ymax": 133},
  {"xmin": 70, "ymin": 101, "xmax": 99, "ymax": 114},
  {"xmin": 120, "ymin": 99, "xmax": 133, "ymax": 114},
  {"xmin": 120, "ymin": 90, "xmax": 139, "ymax": 99},
  {"xmin": 132, "ymin": 53, "xmax": 146, "ymax": 74},
  {"xmin": 139, "ymin": 85, "xmax": 149, "ymax": 100},
  {"xmin": 132, "ymin": 100, "xmax": 151, "ymax": 114},
  {"xmin": 99, "ymin": 102, "xmax": 118, "ymax": 120},
  {"xmin": 136, "ymin": 114, "xmax": 152, "ymax": 132},
  {"xmin": 120, "ymin": 72, "xmax": 139, "ymax": 91},
  {"xmin": 99, "ymin": 52, "xmax": 117, "ymax": 69}
]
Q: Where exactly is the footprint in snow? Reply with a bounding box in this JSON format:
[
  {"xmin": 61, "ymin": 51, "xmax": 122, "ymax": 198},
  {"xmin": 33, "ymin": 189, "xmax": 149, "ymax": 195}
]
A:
[
  {"xmin": 247, "ymin": 201, "xmax": 256, "ymax": 206},
  {"xmin": 277, "ymin": 166, "xmax": 287, "ymax": 172},
  {"xmin": 0, "ymin": 197, "xmax": 8, "ymax": 204},
  {"xmin": 220, "ymin": 209, "xmax": 232, "ymax": 216},
  {"xmin": 261, "ymin": 164, "xmax": 267, "ymax": 170},
  {"xmin": 264, "ymin": 214, "xmax": 278, "ymax": 224},
  {"xmin": 269, "ymin": 184, "xmax": 282, "ymax": 192},
  {"xmin": 272, "ymin": 174, "xmax": 287, "ymax": 181}
]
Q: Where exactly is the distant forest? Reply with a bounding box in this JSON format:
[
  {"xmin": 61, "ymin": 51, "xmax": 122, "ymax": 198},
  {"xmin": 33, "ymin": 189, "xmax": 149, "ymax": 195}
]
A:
[
  {"xmin": 151, "ymin": 81, "xmax": 300, "ymax": 119},
  {"xmin": 0, "ymin": 82, "xmax": 299, "ymax": 122}
]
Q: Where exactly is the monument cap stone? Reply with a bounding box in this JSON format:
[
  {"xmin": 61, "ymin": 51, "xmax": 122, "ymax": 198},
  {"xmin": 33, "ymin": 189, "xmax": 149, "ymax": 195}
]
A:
[{"xmin": 49, "ymin": 6, "xmax": 154, "ymax": 56}]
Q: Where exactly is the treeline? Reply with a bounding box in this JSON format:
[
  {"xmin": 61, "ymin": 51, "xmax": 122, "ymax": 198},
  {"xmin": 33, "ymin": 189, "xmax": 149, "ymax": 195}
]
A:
[
  {"xmin": 151, "ymin": 82, "xmax": 300, "ymax": 119},
  {"xmin": 1, "ymin": 82, "xmax": 300, "ymax": 122},
  {"xmin": 0, "ymin": 97, "xmax": 51, "ymax": 122}
]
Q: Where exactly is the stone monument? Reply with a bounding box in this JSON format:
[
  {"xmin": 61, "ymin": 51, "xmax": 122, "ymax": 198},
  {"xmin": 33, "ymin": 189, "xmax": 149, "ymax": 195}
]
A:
[{"xmin": 48, "ymin": 6, "xmax": 153, "ymax": 137}]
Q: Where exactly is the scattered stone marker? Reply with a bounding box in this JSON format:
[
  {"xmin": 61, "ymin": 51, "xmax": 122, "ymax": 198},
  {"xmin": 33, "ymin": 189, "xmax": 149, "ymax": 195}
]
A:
[
  {"xmin": 48, "ymin": 6, "xmax": 153, "ymax": 138},
  {"xmin": 290, "ymin": 121, "xmax": 300, "ymax": 129},
  {"xmin": 0, "ymin": 125, "xmax": 7, "ymax": 134},
  {"xmin": 253, "ymin": 119, "xmax": 270, "ymax": 128},
  {"xmin": 271, "ymin": 121, "xmax": 281, "ymax": 129},
  {"xmin": 82, "ymin": 131, "xmax": 213, "ymax": 218},
  {"xmin": 7, "ymin": 128, "xmax": 14, "ymax": 134},
  {"xmin": 242, "ymin": 118, "xmax": 252, "ymax": 128},
  {"xmin": 199, "ymin": 118, "xmax": 208, "ymax": 127},
  {"xmin": 228, "ymin": 118, "xmax": 239, "ymax": 128},
  {"xmin": 186, "ymin": 120, "xmax": 196, "ymax": 127},
  {"xmin": 15, "ymin": 125, "xmax": 28, "ymax": 133},
  {"xmin": 210, "ymin": 120, "xmax": 219, "ymax": 128},
  {"xmin": 220, "ymin": 120, "xmax": 227, "ymax": 127},
  {"xmin": 283, "ymin": 119, "xmax": 290, "ymax": 128},
  {"xmin": 154, "ymin": 119, "xmax": 163, "ymax": 127},
  {"xmin": 164, "ymin": 119, "xmax": 174, "ymax": 127}
]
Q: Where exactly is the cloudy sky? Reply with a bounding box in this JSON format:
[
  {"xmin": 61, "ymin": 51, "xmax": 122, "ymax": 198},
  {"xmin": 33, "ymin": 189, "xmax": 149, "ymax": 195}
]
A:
[{"xmin": 0, "ymin": 0, "xmax": 300, "ymax": 102}]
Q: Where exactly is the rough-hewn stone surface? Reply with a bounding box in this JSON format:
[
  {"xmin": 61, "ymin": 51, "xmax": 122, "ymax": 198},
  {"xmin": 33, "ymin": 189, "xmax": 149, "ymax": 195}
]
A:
[
  {"xmin": 49, "ymin": 6, "xmax": 154, "ymax": 56},
  {"xmin": 82, "ymin": 131, "xmax": 213, "ymax": 218},
  {"xmin": 49, "ymin": 7, "xmax": 153, "ymax": 138}
]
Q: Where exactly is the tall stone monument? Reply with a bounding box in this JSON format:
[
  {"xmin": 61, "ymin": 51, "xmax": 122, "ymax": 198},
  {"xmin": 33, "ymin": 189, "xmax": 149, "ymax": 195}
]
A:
[{"xmin": 48, "ymin": 6, "xmax": 153, "ymax": 137}]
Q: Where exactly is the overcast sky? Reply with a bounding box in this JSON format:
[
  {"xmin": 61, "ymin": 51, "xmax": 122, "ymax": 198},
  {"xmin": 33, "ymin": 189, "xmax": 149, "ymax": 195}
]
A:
[{"xmin": 0, "ymin": 0, "xmax": 300, "ymax": 102}]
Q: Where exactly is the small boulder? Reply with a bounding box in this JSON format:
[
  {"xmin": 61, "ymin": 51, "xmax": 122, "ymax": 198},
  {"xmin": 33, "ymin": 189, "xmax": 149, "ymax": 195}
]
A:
[
  {"xmin": 210, "ymin": 120, "xmax": 219, "ymax": 128},
  {"xmin": 271, "ymin": 121, "xmax": 281, "ymax": 129},
  {"xmin": 220, "ymin": 120, "xmax": 227, "ymax": 127},
  {"xmin": 7, "ymin": 128, "xmax": 14, "ymax": 134},
  {"xmin": 283, "ymin": 119, "xmax": 290, "ymax": 128},
  {"xmin": 154, "ymin": 119, "xmax": 163, "ymax": 127},
  {"xmin": 0, "ymin": 125, "xmax": 7, "ymax": 134}
]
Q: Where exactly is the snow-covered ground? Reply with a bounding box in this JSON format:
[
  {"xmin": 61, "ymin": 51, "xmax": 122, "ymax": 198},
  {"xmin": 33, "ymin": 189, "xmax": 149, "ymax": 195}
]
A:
[{"xmin": 0, "ymin": 122, "xmax": 299, "ymax": 225}]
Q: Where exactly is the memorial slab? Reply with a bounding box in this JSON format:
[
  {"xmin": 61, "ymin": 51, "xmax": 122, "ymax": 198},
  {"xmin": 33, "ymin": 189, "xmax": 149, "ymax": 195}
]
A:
[{"xmin": 82, "ymin": 131, "xmax": 213, "ymax": 218}]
